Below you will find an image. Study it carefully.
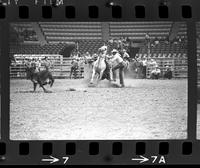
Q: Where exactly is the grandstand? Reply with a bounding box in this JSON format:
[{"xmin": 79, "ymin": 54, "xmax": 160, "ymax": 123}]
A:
[
  {"xmin": 10, "ymin": 43, "xmax": 70, "ymax": 55},
  {"xmin": 9, "ymin": 22, "xmax": 188, "ymax": 79}
]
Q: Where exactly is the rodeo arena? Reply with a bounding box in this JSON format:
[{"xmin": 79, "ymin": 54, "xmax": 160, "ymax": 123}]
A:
[{"xmin": 9, "ymin": 22, "xmax": 188, "ymax": 140}]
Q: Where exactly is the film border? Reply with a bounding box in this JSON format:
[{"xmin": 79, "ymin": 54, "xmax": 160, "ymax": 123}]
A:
[{"xmin": 0, "ymin": 0, "xmax": 199, "ymax": 165}]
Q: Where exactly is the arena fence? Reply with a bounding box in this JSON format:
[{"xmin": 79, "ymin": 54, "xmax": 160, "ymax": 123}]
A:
[
  {"xmin": 10, "ymin": 54, "xmax": 187, "ymax": 79},
  {"xmin": 10, "ymin": 54, "xmax": 84, "ymax": 79},
  {"xmin": 146, "ymin": 57, "xmax": 187, "ymax": 79}
]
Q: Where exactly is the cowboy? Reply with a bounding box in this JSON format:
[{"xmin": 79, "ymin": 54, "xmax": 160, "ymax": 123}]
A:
[
  {"xmin": 70, "ymin": 56, "xmax": 79, "ymax": 79},
  {"xmin": 121, "ymin": 49, "xmax": 130, "ymax": 69},
  {"xmin": 35, "ymin": 58, "xmax": 41, "ymax": 72},
  {"xmin": 141, "ymin": 56, "xmax": 148, "ymax": 79},
  {"xmin": 164, "ymin": 66, "xmax": 173, "ymax": 79},
  {"xmin": 110, "ymin": 49, "xmax": 126, "ymax": 87},
  {"xmin": 43, "ymin": 56, "xmax": 51, "ymax": 71},
  {"xmin": 150, "ymin": 65, "xmax": 161, "ymax": 79},
  {"xmin": 121, "ymin": 49, "xmax": 130, "ymax": 61}
]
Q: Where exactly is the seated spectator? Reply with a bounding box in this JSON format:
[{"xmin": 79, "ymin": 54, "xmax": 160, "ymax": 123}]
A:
[
  {"xmin": 163, "ymin": 66, "xmax": 173, "ymax": 79},
  {"xmin": 85, "ymin": 52, "xmax": 91, "ymax": 59},
  {"xmin": 150, "ymin": 66, "xmax": 161, "ymax": 79}
]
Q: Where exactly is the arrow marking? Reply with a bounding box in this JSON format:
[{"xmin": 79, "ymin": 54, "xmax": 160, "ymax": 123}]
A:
[
  {"xmin": 131, "ymin": 155, "xmax": 149, "ymax": 163},
  {"xmin": 41, "ymin": 156, "xmax": 59, "ymax": 164}
]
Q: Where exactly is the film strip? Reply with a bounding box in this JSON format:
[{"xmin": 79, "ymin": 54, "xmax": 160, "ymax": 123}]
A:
[{"xmin": 0, "ymin": 0, "xmax": 200, "ymax": 165}]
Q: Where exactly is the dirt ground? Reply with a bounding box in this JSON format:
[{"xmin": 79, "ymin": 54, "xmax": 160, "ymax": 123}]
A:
[
  {"xmin": 197, "ymin": 104, "xmax": 200, "ymax": 139},
  {"xmin": 10, "ymin": 78, "xmax": 188, "ymax": 140}
]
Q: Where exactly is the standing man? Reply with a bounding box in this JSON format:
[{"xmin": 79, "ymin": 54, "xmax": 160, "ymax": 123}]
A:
[
  {"xmin": 35, "ymin": 58, "xmax": 41, "ymax": 72},
  {"xmin": 142, "ymin": 57, "xmax": 148, "ymax": 79},
  {"xmin": 164, "ymin": 66, "xmax": 173, "ymax": 79},
  {"xmin": 70, "ymin": 57, "xmax": 79, "ymax": 79},
  {"xmin": 110, "ymin": 49, "xmax": 126, "ymax": 87},
  {"xmin": 43, "ymin": 56, "xmax": 52, "ymax": 71},
  {"xmin": 145, "ymin": 33, "xmax": 151, "ymax": 57}
]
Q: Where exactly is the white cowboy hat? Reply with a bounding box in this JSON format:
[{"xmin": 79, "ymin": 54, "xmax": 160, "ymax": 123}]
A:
[{"xmin": 111, "ymin": 49, "xmax": 118, "ymax": 53}]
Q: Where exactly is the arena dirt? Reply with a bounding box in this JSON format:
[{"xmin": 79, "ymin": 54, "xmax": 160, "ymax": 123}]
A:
[{"xmin": 10, "ymin": 78, "xmax": 187, "ymax": 140}]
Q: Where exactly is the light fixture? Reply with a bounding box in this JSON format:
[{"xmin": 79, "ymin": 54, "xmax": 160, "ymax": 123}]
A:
[{"xmin": 105, "ymin": 1, "xmax": 116, "ymax": 8}]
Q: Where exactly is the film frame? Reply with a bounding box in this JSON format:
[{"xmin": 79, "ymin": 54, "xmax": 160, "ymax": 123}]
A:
[{"xmin": 0, "ymin": 0, "xmax": 199, "ymax": 165}]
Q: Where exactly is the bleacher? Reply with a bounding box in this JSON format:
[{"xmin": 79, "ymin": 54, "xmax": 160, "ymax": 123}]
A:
[
  {"xmin": 139, "ymin": 41, "xmax": 186, "ymax": 55},
  {"xmin": 10, "ymin": 22, "xmax": 38, "ymax": 42},
  {"xmin": 38, "ymin": 22, "xmax": 104, "ymax": 54},
  {"xmin": 78, "ymin": 40, "xmax": 104, "ymax": 54},
  {"xmin": 110, "ymin": 22, "xmax": 173, "ymax": 40},
  {"xmin": 39, "ymin": 22, "xmax": 102, "ymax": 42},
  {"xmin": 10, "ymin": 43, "xmax": 69, "ymax": 55}
]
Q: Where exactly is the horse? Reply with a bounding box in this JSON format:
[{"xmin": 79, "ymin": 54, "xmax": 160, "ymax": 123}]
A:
[
  {"xmin": 25, "ymin": 65, "xmax": 54, "ymax": 93},
  {"xmin": 90, "ymin": 53, "xmax": 107, "ymax": 85}
]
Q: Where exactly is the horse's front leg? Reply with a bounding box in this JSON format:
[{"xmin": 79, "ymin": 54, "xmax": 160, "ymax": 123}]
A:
[
  {"xmin": 90, "ymin": 69, "xmax": 96, "ymax": 84},
  {"xmin": 98, "ymin": 70, "xmax": 104, "ymax": 83}
]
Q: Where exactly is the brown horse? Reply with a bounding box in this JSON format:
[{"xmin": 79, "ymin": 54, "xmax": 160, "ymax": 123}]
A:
[{"xmin": 25, "ymin": 66, "xmax": 54, "ymax": 93}]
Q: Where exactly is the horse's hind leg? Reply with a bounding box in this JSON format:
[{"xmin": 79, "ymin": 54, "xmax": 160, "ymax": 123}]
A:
[{"xmin": 38, "ymin": 80, "xmax": 48, "ymax": 92}]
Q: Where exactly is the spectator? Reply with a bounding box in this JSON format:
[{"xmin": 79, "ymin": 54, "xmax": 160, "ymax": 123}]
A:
[
  {"xmin": 164, "ymin": 66, "xmax": 173, "ymax": 79},
  {"xmin": 43, "ymin": 57, "xmax": 52, "ymax": 71},
  {"xmin": 121, "ymin": 49, "xmax": 130, "ymax": 61},
  {"xmin": 145, "ymin": 33, "xmax": 150, "ymax": 41},
  {"xmin": 149, "ymin": 59, "xmax": 158, "ymax": 67},
  {"xmin": 35, "ymin": 58, "xmax": 41, "ymax": 72},
  {"xmin": 142, "ymin": 57, "xmax": 148, "ymax": 79},
  {"xmin": 150, "ymin": 65, "xmax": 161, "ymax": 79},
  {"xmin": 85, "ymin": 52, "xmax": 91, "ymax": 59}
]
